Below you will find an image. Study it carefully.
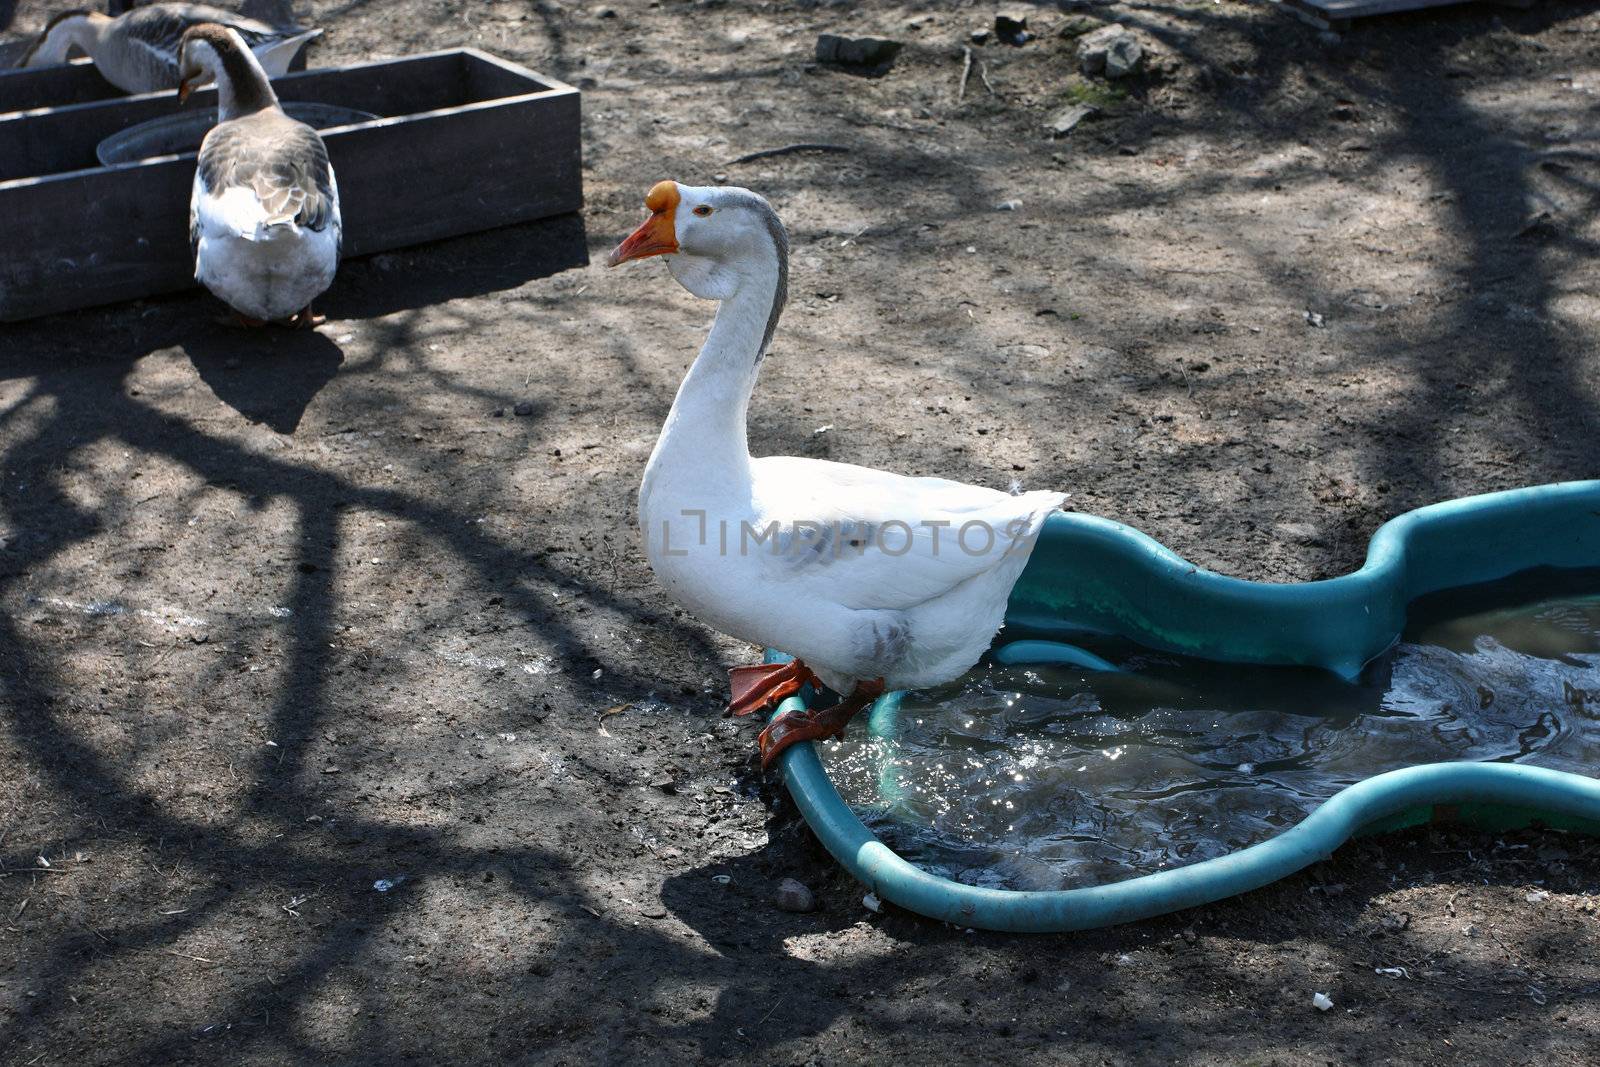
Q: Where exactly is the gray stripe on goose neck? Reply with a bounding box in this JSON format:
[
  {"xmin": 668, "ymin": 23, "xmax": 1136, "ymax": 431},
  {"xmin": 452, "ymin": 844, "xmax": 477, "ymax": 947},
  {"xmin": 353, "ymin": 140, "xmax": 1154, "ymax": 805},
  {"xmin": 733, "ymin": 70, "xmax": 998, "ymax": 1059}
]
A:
[{"xmin": 710, "ymin": 187, "xmax": 789, "ymax": 364}]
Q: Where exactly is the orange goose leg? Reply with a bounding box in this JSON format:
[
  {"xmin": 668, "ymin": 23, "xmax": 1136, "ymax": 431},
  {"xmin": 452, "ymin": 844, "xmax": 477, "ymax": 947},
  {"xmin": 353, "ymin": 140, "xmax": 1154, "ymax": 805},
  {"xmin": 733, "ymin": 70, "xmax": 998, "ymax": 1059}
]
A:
[
  {"xmin": 726, "ymin": 660, "xmax": 818, "ymax": 719},
  {"xmin": 756, "ymin": 677, "xmax": 886, "ymax": 770},
  {"xmin": 288, "ymin": 304, "xmax": 326, "ymax": 329}
]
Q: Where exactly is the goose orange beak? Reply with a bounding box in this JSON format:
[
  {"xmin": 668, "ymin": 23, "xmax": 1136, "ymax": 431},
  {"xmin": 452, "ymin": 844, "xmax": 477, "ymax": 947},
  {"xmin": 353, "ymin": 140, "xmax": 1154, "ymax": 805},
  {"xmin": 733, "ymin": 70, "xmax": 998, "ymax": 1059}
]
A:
[
  {"xmin": 177, "ymin": 76, "xmax": 197, "ymax": 104},
  {"xmin": 607, "ymin": 180, "xmax": 680, "ymax": 266}
]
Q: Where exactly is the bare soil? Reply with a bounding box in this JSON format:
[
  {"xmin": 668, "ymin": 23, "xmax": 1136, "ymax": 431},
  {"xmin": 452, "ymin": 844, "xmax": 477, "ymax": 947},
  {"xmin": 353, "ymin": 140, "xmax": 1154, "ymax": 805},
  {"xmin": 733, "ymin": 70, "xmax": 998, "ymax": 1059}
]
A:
[{"xmin": 3, "ymin": 0, "xmax": 1599, "ymax": 1062}]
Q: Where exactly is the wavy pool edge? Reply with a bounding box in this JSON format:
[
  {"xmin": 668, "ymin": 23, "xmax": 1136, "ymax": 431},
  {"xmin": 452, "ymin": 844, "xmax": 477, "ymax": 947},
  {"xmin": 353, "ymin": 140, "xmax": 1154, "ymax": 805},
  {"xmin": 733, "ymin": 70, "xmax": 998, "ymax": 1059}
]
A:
[{"xmin": 777, "ymin": 748, "xmax": 1600, "ymax": 933}]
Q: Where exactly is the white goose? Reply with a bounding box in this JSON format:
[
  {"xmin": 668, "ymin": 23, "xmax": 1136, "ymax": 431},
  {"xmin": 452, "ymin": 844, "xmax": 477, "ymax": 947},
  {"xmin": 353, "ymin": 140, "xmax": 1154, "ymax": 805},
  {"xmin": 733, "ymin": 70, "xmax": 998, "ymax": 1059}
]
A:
[
  {"xmin": 180, "ymin": 23, "xmax": 340, "ymax": 326},
  {"xmin": 17, "ymin": 4, "xmax": 319, "ymax": 95},
  {"xmin": 609, "ymin": 181, "xmax": 1065, "ymax": 767}
]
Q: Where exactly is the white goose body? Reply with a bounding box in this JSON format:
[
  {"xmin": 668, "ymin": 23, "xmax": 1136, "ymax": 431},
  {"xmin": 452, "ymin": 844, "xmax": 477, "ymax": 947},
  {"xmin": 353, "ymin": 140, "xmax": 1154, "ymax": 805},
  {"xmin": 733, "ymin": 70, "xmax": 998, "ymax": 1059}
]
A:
[
  {"xmin": 181, "ymin": 25, "xmax": 340, "ymax": 324},
  {"xmin": 19, "ymin": 5, "xmax": 320, "ymax": 95},
  {"xmin": 621, "ymin": 183, "xmax": 1064, "ymax": 700}
]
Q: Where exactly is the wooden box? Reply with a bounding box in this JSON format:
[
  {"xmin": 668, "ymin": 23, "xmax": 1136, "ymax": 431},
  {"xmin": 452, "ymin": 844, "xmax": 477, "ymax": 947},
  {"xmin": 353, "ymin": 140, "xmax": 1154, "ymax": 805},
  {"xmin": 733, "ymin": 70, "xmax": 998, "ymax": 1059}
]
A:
[{"xmin": 0, "ymin": 49, "xmax": 582, "ymax": 321}]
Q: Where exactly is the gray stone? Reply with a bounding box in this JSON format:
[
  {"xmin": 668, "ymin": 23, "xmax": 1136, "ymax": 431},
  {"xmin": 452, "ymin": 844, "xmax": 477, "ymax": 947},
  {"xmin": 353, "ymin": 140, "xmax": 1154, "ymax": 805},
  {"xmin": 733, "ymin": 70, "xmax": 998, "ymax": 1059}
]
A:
[
  {"xmin": 994, "ymin": 11, "xmax": 1031, "ymax": 46},
  {"xmin": 1078, "ymin": 24, "xmax": 1141, "ymax": 78},
  {"xmin": 815, "ymin": 34, "xmax": 903, "ymax": 71},
  {"xmin": 775, "ymin": 878, "xmax": 816, "ymax": 913},
  {"xmin": 1274, "ymin": 522, "xmax": 1322, "ymax": 546},
  {"xmin": 1104, "ymin": 34, "xmax": 1143, "ymax": 79}
]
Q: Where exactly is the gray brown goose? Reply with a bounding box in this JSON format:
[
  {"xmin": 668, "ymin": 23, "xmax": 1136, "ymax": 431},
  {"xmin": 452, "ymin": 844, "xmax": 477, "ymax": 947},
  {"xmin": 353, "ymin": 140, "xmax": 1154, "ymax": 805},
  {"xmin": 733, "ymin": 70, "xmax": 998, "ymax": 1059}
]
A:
[
  {"xmin": 181, "ymin": 23, "xmax": 340, "ymax": 327},
  {"xmin": 17, "ymin": 4, "xmax": 319, "ymax": 94}
]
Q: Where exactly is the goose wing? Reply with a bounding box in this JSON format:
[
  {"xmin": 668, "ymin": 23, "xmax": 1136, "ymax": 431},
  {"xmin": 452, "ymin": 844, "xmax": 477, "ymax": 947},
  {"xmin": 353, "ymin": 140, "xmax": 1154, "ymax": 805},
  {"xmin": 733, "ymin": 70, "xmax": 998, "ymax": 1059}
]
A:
[
  {"xmin": 122, "ymin": 4, "xmax": 308, "ymax": 62},
  {"xmin": 749, "ymin": 455, "xmax": 1064, "ymax": 612},
  {"xmin": 115, "ymin": 4, "xmax": 199, "ymax": 86},
  {"xmin": 195, "ymin": 113, "xmax": 339, "ymax": 242}
]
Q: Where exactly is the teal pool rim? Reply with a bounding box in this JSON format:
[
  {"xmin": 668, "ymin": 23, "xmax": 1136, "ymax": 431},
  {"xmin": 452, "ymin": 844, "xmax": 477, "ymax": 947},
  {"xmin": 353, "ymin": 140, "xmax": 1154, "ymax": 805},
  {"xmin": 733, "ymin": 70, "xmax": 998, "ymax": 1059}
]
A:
[{"xmin": 766, "ymin": 480, "xmax": 1600, "ymax": 933}]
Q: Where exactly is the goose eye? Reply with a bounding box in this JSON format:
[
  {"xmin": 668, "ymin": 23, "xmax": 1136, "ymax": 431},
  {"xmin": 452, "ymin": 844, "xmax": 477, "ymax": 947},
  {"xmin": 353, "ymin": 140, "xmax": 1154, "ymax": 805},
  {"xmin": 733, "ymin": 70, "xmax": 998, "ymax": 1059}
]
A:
[{"xmin": 692, "ymin": 205, "xmax": 713, "ymax": 217}]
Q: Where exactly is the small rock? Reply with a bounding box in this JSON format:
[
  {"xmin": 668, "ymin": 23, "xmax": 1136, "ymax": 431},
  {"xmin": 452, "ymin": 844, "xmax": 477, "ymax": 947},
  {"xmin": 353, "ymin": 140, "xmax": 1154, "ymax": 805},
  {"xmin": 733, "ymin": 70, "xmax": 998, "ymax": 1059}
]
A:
[
  {"xmin": 1380, "ymin": 911, "xmax": 1411, "ymax": 932},
  {"xmin": 1274, "ymin": 521, "xmax": 1321, "ymax": 546},
  {"xmin": 1045, "ymin": 103, "xmax": 1098, "ymax": 137},
  {"xmin": 1104, "ymin": 35, "xmax": 1143, "ymax": 79},
  {"xmin": 640, "ymin": 903, "xmax": 668, "ymax": 919},
  {"xmin": 1526, "ymin": 889, "xmax": 1550, "ymax": 903},
  {"xmin": 815, "ymin": 34, "xmax": 902, "ymax": 72},
  {"xmin": 1078, "ymin": 25, "xmax": 1139, "ymax": 78},
  {"xmin": 1517, "ymin": 211, "xmax": 1558, "ymax": 241},
  {"xmin": 1312, "ymin": 992, "xmax": 1334, "ymax": 1012},
  {"xmin": 1304, "ymin": 309, "xmax": 1326, "ymax": 328},
  {"xmin": 862, "ymin": 892, "xmax": 882, "ymax": 913},
  {"xmin": 775, "ymin": 878, "xmax": 816, "ymax": 913},
  {"xmin": 994, "ymin": 199, "xmax": 1023, "ymax": 211},
  {"xmin": 513, "ymin": 401, "xmax": 535, "ymax": 416},
  {"xmin": 994, "ymin": 11, "xmax": 1030, "ymax": 46},
  {"xmin": 650, "ymin": 775, "xmax": 677, "ymax": 794},
  {"xmin": 969, "ymin": 28, "xmax": 991, "ymax": 45}
]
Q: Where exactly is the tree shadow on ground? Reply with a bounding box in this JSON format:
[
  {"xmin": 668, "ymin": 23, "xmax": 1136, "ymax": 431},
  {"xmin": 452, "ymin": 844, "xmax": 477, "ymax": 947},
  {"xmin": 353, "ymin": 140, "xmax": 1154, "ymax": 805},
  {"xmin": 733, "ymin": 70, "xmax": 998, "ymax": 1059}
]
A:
[{"xmin": 654, "ymin": 820, "xmax": 1600, "ymax": 1061}]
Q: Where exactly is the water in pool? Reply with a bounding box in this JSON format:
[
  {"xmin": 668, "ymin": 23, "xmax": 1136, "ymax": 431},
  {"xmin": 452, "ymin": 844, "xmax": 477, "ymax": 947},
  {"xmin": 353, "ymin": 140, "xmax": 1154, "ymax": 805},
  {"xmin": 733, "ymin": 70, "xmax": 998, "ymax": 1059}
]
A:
[{"xmin": 818, "ymin": 570, "xmax": 1600, "ymax": 891}]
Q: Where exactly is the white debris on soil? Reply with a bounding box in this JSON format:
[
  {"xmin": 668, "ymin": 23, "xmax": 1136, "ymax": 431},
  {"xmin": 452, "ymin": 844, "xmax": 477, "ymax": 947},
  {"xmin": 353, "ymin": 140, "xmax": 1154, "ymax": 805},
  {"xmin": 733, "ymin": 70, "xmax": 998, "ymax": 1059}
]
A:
[
  {"xmin": 862, "ymin": 892, "xmax": 882, "ymax": 913},
  {"xmin": 1313, "ymin": 992, "xmax": 1334, "ymax": 1012},
  {"xmin": 1045, "ymin": 103, "xmax": 1098, "ymax": 137}
]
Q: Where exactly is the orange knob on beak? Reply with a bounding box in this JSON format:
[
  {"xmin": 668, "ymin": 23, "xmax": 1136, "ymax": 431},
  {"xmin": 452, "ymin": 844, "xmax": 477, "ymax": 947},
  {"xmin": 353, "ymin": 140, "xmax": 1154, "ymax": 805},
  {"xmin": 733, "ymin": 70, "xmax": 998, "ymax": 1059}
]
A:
[{"xmin": 607, "ymin": 180, "xmax": 681, "ymax": 266}]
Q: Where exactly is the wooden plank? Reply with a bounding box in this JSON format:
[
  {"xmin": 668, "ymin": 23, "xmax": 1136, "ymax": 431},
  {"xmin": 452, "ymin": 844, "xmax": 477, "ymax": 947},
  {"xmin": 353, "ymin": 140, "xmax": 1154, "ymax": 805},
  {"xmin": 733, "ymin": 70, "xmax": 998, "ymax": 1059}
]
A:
[
  {"xmin": 333, "ymin": 88, "xmax": 582, "ymax": 258},
  {"xmin": 0, "ymin": 39, "xmax": 314, "ymax": 115},
  {"xmin": 0, "ymin": 51, "xmax": 473, "ymax": 182},
  {"xmin": 1277, "ymin": 0, "xmax": 1478, "ymax": 22},
  {"xmin": 0, "ymin": 58, "xmax": 120, "ymax": 114},
  {"xmin": 0, "ymin": 50, "xmax": 581, "ymax": 321}
]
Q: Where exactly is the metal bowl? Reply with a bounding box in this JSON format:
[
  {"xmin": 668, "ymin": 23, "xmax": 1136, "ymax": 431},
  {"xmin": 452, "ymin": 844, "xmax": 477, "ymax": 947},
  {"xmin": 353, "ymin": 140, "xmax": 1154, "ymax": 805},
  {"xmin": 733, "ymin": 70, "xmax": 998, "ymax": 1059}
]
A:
[{"xmin": 96, "ymin": 102, "xmax": 376, "ymax": 166}]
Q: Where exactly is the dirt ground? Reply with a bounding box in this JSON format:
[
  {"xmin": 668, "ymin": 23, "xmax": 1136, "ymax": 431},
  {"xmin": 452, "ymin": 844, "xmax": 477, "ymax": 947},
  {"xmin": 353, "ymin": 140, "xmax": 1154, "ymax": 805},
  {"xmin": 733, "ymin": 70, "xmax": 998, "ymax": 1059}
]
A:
[{"xmin": 3, "ymin": 0, "xmax": 1600, "ymax": 1062}]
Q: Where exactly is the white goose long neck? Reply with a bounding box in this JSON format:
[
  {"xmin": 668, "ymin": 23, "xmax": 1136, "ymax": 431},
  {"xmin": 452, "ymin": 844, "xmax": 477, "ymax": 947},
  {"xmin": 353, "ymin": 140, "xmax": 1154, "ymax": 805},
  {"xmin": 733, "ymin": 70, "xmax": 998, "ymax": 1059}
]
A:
[
  {"xmin": 28, "ymin": 14, "xmax": 106, "ymax": 66},
  {"xmin": 205, "ymin": 42, "xmax": 278, "ymax": 121},
  {"xmin": 648, "ymin": 247, "xmax": 785, "ymax": 490}
]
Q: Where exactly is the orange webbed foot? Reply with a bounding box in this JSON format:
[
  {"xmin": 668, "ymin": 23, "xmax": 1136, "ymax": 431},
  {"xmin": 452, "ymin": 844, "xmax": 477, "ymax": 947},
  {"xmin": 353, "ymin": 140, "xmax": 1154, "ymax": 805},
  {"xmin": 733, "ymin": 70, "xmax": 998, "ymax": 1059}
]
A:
[
  {"xmin": 727, "ymin": 660, "xmax": 817, "ymax": 718},
  {"xmin": 756, "ymin": 677, "xmax": 885, "ymax": 769}
]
